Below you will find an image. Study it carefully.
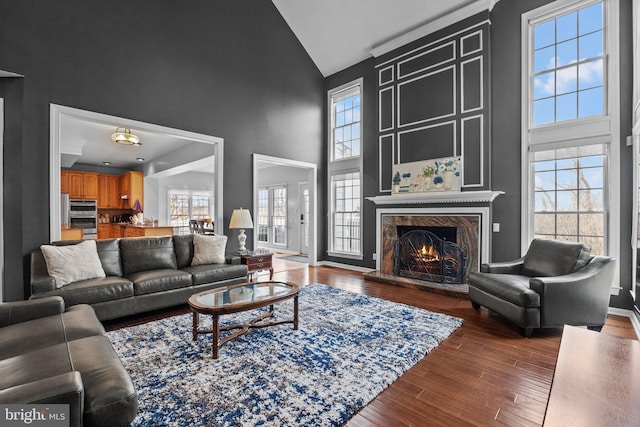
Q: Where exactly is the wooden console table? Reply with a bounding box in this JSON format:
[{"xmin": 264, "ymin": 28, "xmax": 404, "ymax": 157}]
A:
[{"xmin": 544, "ymin": 325, "xmax": 640, "ymax": 426}]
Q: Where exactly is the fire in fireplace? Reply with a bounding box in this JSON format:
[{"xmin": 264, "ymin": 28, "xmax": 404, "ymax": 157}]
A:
[{"xmin": 393, "ymin": 226, "xmax": 467, "ymax": 284}]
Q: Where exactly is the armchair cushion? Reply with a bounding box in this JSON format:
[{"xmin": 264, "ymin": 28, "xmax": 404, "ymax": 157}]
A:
[
  {"xmin": 522, "ymin": 239, "xmax": 591, "ymax": 277},
  {"xmin": 468, "ymin": 272, "xmax": 540, "ymax": 307}
]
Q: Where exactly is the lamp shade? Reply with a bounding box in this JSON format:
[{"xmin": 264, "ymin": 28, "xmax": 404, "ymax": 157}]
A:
[{"xmin": 229, "ymin": 208, "xmax": 253, "ymax": 229}]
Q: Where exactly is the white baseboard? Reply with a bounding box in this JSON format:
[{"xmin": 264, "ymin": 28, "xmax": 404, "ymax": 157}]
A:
[
  {"xmin": 608, "ymin": 307, "xmax": 640, "ymax": 339},
  {"xmin": 317, "ymin": 261, "xmax": 375, "ymax": 273}
]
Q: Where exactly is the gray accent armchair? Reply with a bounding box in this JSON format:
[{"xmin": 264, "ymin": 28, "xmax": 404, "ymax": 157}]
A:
[{"xmin": 468, "ymin": 239, "xmax": 616, "ymax": 337}]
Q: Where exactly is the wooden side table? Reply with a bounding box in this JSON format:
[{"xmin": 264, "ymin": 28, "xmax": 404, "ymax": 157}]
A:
[{"xmin": 240, "ymin": 253, "xmax": 273, "ymax": 282}]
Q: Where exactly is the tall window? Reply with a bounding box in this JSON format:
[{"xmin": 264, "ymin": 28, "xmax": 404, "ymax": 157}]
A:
[
  {"xmin": 256, "ymin": 185, "xmax": 287, "ymax": 246},
  {"xmin": 523, "ymin": 0, "xmax": 619, "ymax": 268},
  {"xmin": 532, "ymin": 2, "xmax": 604, "ymax": 125},
  {"xmin": 332, "ymin": 172, "xmax": 361, "ymax": 254},
  {"xmin": 328, "ymin": 79, "xmax": 363, "ymax": 258},
  {"xmin": 169, "ymin": 188, "xmax": 214, "ymax": 235}
]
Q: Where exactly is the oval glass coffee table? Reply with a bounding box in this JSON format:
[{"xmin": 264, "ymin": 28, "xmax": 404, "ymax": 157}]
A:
[{"xmin": 188, "ymin": 281, "xmax": 299, "ymax": 359}]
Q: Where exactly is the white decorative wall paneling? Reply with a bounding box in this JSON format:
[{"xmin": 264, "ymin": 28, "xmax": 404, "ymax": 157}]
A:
[
  {"xmin": 374, "ymin": 19, "xmax": 490, "ymax": 68},
  {"xmin": 378, "ymin": 65, "xmax": 394, "ymax": 86},
  {"xmin": 396, "ymin": 40, "xmax": 456, "ymax": 80},
  {"xmin": 461, "ymin": 55, "xmax": 483, "ymax": 113},
  {"xmin": 378, "ymin": 134, "xmax": 394, "ymax": 193},
  {"xmin": 461, "ymin": 114, "xmax": 484, "ymax": 187},
  {"xmin": 460, "ymin": 30, "xmax": 483, "ymax": 57},
  {"xmin": 378, "ymin": 86, "xmax": 395, "ymax": 132},
  {"xmin": 397, "ymin": 65, "xmax": 456, "ymax": 128},
  {"xmin": 397, "ymin": 120, "xmax": 457, "ymax": 163}
]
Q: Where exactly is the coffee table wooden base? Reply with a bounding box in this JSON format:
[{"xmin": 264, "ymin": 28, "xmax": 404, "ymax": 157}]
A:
[{"xmin": 191, "ymin": 296, "xmax": 299, "ymax": 359}]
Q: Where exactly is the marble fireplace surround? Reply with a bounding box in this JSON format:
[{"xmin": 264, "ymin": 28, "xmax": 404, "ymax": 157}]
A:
[{"xmin": 374, "ymin": 207, "xmax": 492, "ymax": 283}]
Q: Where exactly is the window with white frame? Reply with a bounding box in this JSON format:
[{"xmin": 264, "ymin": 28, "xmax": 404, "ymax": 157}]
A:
[
  {"xmin": 522, "ymin": 0, "xmax": 619, "ymax": 264},
  {"xmin": 168, "ymin": 188, "xmax": 214, "ymax": 235},
  {"xmin": 256, "ymin": 185, "xmax": 287, "ymax": 246},
  {"xmin": 328, "ymin": 79, "xmax": 363, "ymax": 258}
]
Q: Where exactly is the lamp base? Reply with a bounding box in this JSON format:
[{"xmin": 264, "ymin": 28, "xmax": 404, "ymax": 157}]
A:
[{"xmin": 237, "ymin": 229, "xmax": 247, "ymax": 254}]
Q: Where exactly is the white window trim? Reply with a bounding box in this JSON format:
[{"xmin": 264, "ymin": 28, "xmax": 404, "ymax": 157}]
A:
[
  {"xmin": 328, "ymin": 78, "xmax": 364, "ymax": 259},
  {"xmin": 521, "ymin": 0, "xmax": 621, "ymax": 294}
]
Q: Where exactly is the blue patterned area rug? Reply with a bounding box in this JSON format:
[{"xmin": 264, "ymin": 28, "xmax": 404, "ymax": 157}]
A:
[{"xmin": 107, "ymin": 284, "xmax": 463, "ymax": 426}]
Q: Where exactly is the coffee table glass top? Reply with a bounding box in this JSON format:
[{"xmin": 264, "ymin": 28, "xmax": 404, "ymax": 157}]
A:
[{"xmin": 194, "ymin": 282, "xmax": 296, "ymax": 308}]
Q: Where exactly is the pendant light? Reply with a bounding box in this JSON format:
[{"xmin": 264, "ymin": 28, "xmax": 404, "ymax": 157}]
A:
[{"xmin": 111, "ymin": 128, "xmax": 141, "ymax": 146}]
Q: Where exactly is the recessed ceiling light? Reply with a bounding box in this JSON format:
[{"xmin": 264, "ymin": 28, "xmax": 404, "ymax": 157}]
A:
[
  {"xmin": 103, "ymin": 161, "xmax": 112, "ymax": 166},
  {"xmin": 136, "ymin": 158, "xmax": 145, "ymax": 162}
]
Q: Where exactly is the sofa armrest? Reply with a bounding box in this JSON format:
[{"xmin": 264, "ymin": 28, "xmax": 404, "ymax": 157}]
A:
[
  {"xmin": 30, "ymin": 251, "xmax": 57, "ymax": 295},
  {"xmin": 480, "ymin": 257, "xmax": 525, "ymax": 274},
  {"xmin": 529, "ymin": 256, "xmax": 616, "ymax": 327},
  {"xmin": 0, "ymin": 372, "xmax": 84, "ymax": 426},
  {"xmin": 0, "ymin": 296, "xmax": 65, "ymax": 328},
  {"xmin": 226, "ymin": 255, "xmax": 242, "ymax": 265}
]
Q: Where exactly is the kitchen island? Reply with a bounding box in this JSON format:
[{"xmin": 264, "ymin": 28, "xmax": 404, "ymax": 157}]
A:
[{"xmin": 123, "ymin": 224, "xmax": 175, "ymax": 238}]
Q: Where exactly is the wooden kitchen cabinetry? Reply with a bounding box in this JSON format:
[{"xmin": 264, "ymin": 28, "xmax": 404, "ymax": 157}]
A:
[
  {"xmin": 98, "ymin": 224, "xmax": 111, "ymax": 240},
  {"xmin": 64, "ymin": 171, "xmax": 98, "ymax": 199},
  {"xmin": 120, "ymin": 171, "xmax": 144, "ymax": 209},
  {"xmin": 98, "ymin": 174, "xmax": 121, "ymax": 208}
]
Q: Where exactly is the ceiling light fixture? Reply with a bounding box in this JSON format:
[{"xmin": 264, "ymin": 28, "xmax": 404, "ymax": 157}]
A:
[
  {"xmin": 136, "ymin": 157, "xmax": 145, "ymax": 162},
  {"xmin": 111, "ymin": 128, "xmax": 141, "ymax": 146},
  {"xmin": 103, "ymin": 161, "xmax": 112, "ymax": 166}
]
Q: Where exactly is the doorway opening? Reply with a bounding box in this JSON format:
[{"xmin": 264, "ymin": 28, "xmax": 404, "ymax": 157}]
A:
[{"xmin": 253, "ymin": 154, "xmax": 317, "ymax": 266}]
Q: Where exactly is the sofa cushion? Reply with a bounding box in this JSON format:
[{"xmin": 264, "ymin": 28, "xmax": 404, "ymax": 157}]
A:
[
  {"xmin": 192, "ymin": 234, "xmax": 227, "ymax": 265},
  {"xmin": 95, "ymin": 239, "xmax": 123, "ymax": 277},
  {"xmin": 182, "ymin": 263, "xmax": 249, "ymax": 286},
  {"xmin": 468, "ymin": 272, "xmax": 540, "ymax": 308},
  {"xmin": 522, "ymin": 239, "xmax": 591, "ymax": 277},
  {"xmin": 173, "ymin": 234, "xmax": 194, "ymax": 268},
  {"xmin": 120, "ymin": 236, "xmax": 177, "ymax": 275},
  {"xmin": 0, "ymin": 305, "xmax": 105, "ymax": 360},
  {"xmin": 127, "ymin": 269, "xmax": 193, "ymax": 296},
  {"xmin": 40, "ymin": 240, "xmax": 106, "ymax": 288},
  {"xmin": 33, "ymin": 277, "xmax": 134, "ymax": 306}
]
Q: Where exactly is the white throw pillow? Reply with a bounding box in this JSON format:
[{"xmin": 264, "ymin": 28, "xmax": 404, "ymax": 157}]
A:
[
  {"xmin": 40, "ymin": 240, "xmax": 106, "ymax": 288},
  {"xmin": 192, "ymin": 234, "xmax": 227, "ymax": 265}
]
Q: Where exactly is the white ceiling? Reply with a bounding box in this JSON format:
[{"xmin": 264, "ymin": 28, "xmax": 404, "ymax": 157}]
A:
[
  {"xmin": 59, "ymin": 113, "xmax": 215, "ymax": 174},
  {"xmin": 272, "ymin": 0, "xmax": 479, "ymax": 76}
]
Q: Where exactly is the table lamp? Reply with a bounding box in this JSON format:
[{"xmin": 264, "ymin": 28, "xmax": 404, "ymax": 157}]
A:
[{"xmin": 229, "ymin": 208, "xmax": 254, "ymax": 254}]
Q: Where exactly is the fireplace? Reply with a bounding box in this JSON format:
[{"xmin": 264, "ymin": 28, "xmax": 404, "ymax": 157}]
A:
[{"xmin": 393, "ymin": 226, "xmax": 467, "ymax": 284}]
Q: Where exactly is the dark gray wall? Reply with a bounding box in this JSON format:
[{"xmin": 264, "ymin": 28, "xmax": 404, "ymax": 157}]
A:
[
  {"xmin": 325, "ymin": 58, "xmax": 377, "ymax": 267},
  {"xmin": 325, "ymin": 0, "xmax": 634, "ymax": 309},
  {"xmin": 0, "ymin": 0, "xmax": 324, "ymax": 300},
  {"xmin": 490, "ymin": 0, "xmax": 635, "ymax": 310}
]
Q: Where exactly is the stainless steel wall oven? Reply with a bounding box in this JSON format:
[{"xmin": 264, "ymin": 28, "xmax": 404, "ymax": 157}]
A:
[{"xmin": 69, "ymin": 199, "xmax": 98, "ymax": 240}]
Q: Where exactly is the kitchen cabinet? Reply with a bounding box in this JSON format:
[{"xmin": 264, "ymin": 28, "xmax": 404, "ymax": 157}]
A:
[
  {"xmin": 111, "ymin": 224, "xmax": 125, "ymax": 238},
  {"xmin": 98, "ymin": 174, "xmax": 120, "ymax": 208},
  {"xmin": 98, "ymin": 224, "xmax": 111, "ymax": 240},
  {"xmin": 120, "ymin": 171, "xmax": 144, "ymax": 210},
  {"xmin": 60, "ymin": 226, "xmax": 83, "ymax": 241},
  {"xmin": 60, "ymin": 171, "xmax": 69, "ymax": 194},
  {"xmin": 66, "ymin": 171, "xmax": 98, "ymax": 200}
]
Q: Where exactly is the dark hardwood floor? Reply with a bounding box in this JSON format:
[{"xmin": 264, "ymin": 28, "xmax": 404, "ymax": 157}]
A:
[{"xmin": 104, "ymin": 256, "xmax": 637, "ymax": 427}]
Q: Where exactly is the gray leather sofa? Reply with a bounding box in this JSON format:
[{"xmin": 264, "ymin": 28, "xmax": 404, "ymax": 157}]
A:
[
  {"xmin": 30, "ymin": 235, "xmax": 249, "ymax": 321},
  {"xmin": 468, "ymin": 239, "xmax": 616, "ymax": 337},
  {"xmin": 0, "ymin": 296, "xmax": 137, "ymax": 426}
]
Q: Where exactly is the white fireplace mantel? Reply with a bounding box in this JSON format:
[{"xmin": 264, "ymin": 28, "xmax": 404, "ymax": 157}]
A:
[{"xmin": 366, "ymin": 190, "xmax": 504, "ymax": 205}]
